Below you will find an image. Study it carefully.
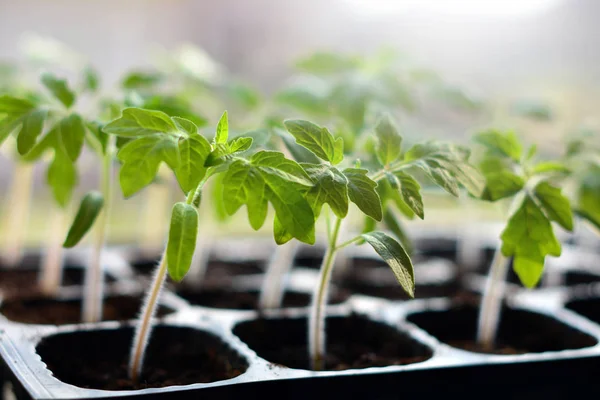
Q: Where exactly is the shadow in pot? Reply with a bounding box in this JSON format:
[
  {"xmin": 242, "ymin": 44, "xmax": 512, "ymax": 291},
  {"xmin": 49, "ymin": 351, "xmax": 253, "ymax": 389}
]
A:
[
  {"xmin": 233, "ymin": 314, "xmax": 432, "ymax": 370},
  {"xmin": 566, "ymin": 297, "xmax": 600, "ymax": 324},
  {"xmin": 564, "ymin": 271, "xmax": 600, "ymax": 286},
  {"xmin": 131, "ymin": 257, "xmax": 263, "ymax": 279},
  {"xmin": 36, "ymin": 326, "xmax": 248, "ymax": 390},
  {"xmin": 407, "ymin": 303, "xmax": 597, "ymax": 354},
  {"xmin": 0, "ymin": 295, "xmax": 174, "ymax": 325},
  {"xmin": 174, "ymin": 287, "xmax": 349, "ymax": 310}
]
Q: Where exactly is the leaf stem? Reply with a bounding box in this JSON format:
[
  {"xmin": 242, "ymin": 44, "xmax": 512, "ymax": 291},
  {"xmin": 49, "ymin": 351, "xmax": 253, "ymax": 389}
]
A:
[
  {"xmin": 39, "ymin": 206, "xmax": 67, "ymax": 296},
  {"xmin": 309, "ymin": 214, "xmax": 343, "ymax": 371},
  {"xmin": 82, "ymin": 135, "xmax": 115, "ymax": 323},
  {"xmin": 476, "ymin": 246, "xmax": 510, "ymax": 349},
  {"xmin": 335, "ymin": 236, "xmax": 362, "ymax": 251},
  {"xmin": 258, "ymin": 241, "xmax": 300, "ymax": 310}
]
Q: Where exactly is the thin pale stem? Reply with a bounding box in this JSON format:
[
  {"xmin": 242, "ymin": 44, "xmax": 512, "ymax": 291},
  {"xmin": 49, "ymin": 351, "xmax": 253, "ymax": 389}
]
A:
[
  {"xmin": 1, "ymin": 162, "xmax": 34, "ymax": 267},
  {"xmin": 309, "ymin": 216, "xmax": 343, "ymax": 371},
  {"xmin": 39, "ymin": 207, "xmax": 67, "ymax": 296},
  {"xmin": 476, "ymin": 246, "xmax": 510, "ymax": 349},
  {"xmin": 129, "ymin": 250, "xmax": 168, "ymax": 383},
  {"xmin": 82, "ymin": 137, "xmax": 115, "ymax": 323},
  {"xmin": 258, "ymin": 241, "xmax": 300, "ymax": 311}
]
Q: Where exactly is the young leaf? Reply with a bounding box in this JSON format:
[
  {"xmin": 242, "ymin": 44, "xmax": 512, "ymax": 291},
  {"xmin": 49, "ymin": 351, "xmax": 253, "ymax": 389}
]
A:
[
  {"xmin": 480, "ymin": 171, "xmax": 524, "ymax": 201},
  {"xmin": 83, "ymin": 66, "xmax": 100, "ymax": 93},
  {"xmin": 58, "ymin": 114, "xmax": 86, "ymax": 161},
  {"xmin": 500, "ymin": 195, "xmax": 561, "ymax": 288},
  {"xmin": 0, "ymin": 95, "xmax": 36, "ymax": 115},
  {"xmin": 343, "ymin": 168, "xmax": 382, "ymax": 221},
  {"xmin": 229, "ymin": 137, "xmax": 253, "ymax": 153},
  {"xmin": 117, "ymin": 135, "xmax": 179, "ymax": 197},
  {"xmin": 394, "ymin": 171, "xmax": 424, "ymax": 219},
  {"xmin": 167, "ymin": 202, "xmax": 199, "ymax": 282},
  {"xmin": 361, "ymin": 231, "xmax": 415, "ymax": 297},
  {"xmin": 474, "ymin": 130, "xmax": 522, "ymax": 162},
  {"xmin": 302, "ymin": 163, "xmax": 349, "ymax": 219},
  {"xmin": 283, "ymin": 119, "xmax": 344, "ymax": 164},
  {"xmin": 215, "ymin": 111, "xmax": 228, "ymax": 144},
  {"xmin": 103, "ymin": 108, "xmax": 178, "ymax": 137},
  {"xmin": 275, "ymin": 127, "xmax": 321, "ymax": 164},
  {"xmin": 16, "ymin": 109, "xmax": 47, "ymax": 155},
  {"xmin": 174, "ymin": 133, "xmax": 211, "ymax": 193},
  {"xmin": 531, "ymin": 161, "xmax": 570, "ymax": 175},
  {"xmin": 41, "ymin": 73, "xmax": 75, "ymax": 109},
  {"xmin": 533, "ymin": 181, "xmax": 573, "ymax": 231},
  {"xmin": 63, "ymin": 191, "xmax": 104, "ymax": 248},
  {"xmin": 47, "ymin": 149, "xmax": 77, "ymax": 207},
  {"xmin": 374, "ymin": 115, "xmax": 402, "ymax": 166}
]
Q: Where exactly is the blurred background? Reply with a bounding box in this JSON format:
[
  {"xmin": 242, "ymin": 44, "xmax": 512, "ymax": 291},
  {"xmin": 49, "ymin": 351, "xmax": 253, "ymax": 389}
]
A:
[{"xmin": 0, "ymin": 0, "xmax": 598, "ymax": 244}]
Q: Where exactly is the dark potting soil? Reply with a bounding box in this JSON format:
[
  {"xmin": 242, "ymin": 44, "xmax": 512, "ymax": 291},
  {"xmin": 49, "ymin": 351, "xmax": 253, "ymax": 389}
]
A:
[
  {"xmin": 175, "ymin": 287, "xmax": 349, "ymax": 310},
  {"xmin": 564, "ymin": 271, "xmax": 600, "ymax": 286},
  {"xmin": 233, "ymin": 314, "xmax": 432, "ymax": 370},
  {"xmin": 0, "ymin": 295, "xmax": 173, "ymax": 325},
  {"xmin": 0, "ymin": 266, "xmax": 116, "ymax": 299},
  {"xmin": 131, "ymin": 258, "xmax": 263, "ymax": 278},
  {"xmin": 407, "ymin": 302, "xmax": 597, "ymax": 354},
  {"xmin": 566, "ymin": 297, "xmax": 600, "ymax": 324},
  {"xmin": 36, "ymin": 326, "xmax": 248, "ymax": 390}
]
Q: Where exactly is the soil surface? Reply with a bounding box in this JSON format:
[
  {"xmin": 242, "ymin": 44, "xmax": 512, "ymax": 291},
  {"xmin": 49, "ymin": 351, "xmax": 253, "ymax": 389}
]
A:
[
  {"xmin": 0, "ymin": 266, "xmax": 116, "ymax": 299},
  {"xmin": 233, "ymin": 314, "xmax": 432, "ymax": 370},
  {"xmin": 407, "ymin": 301, "xmax": 597, "ymax": 354},
  {"xmin": 37, "ymin": 326, "xmax": 247, "ymax": 390},
  {"xmin": 132, "ymin": 258, "xmax": 263, "ymax": 278},
  {"xmin": 0, "ymin": 295, "xmax": 172, "ymax": 325},
  {"xmin": 175, "ymin": 287, "xmax": 349, "ymax": 310}
]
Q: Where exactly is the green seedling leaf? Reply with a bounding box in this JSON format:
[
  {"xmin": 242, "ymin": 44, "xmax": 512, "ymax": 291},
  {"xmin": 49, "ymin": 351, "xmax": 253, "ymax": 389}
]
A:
[
  {"xmin": 302, "ymin": 163, "xmax": 349, "ymax": 219},
  {"xmin": 167, "ymin": 202, "xmax": 199, "ymax": 282},
  {"xmin": 47, "ymin": 149, "xmax": 77, "ymax": 207},
  {"xmin": 17, "ymin": 109, "xmax": 47, "ymax": 155},
  {"xmin": 374, "ymin": 115, "xmax": 402, "ymax": 166},
  {"xmin": 143, "ymin": 96, "xmax": 207, "ymax": 128},
  {"xmin": 533, "ymin": 181, "xmax": 573, "ymax": 231},
  {"xmin": 273, "ymin": 216, "xmax": 294, "ymax": 245},
  {"xmin": 41, "ymin": 73, "xmax": 75, "ymax": 109},
  {"xmin": 501, "ymin": 195, "xmax": 561, "ymax": 288},
  {"xmin": 275, "ymin": 128, "xmax": 321, "ymax": 164},
  {"xmin": 83, "ymin": 66, "xmax": 100, "ymax": 93},
  {"xmin": 532, "ymin": 161, "xmax": 570, "ymax": 175},
  {"xmin": 361, "ymin": 231, "xmax": 414, "ymax": 297},
  {"xmin": 58, "ymin": 113, "xmax": 86, "ymax": 161},
  {"xmin": 0, "ymin": 95, "xmax": 36, "ymax": 115},
  {"xmin": 117, "ymin": 135, "xmax": 179, "ymax": 197},
  {"xmin": 394, "ymin": 171, "xmax": 424, "ymax": 219},
  {"xmin": 215, "ymin": 111, "xmax": 228, "ymax": 144},
  {"xmin": 283, "ymin": 119, "xmax": 344, "ymax": 164},
  {"xmin": 103, "ymin": 108, "xmax": 178, "ymax": 137},
  {"xmin": 63, "ymin": 191, "xmax": 104, "ymax": 248},
  {"xmin": 222, "ymin": 151, "xmax": 315, "ymax": 244},
  {"xmin": 229, "ymin": 137, "xmax": 253, "ymax": 154},
  {"xmin": 121, "ymin": 70, "xmax": 164, "ymax": 89},
  {"xmin": 480, "ymin": 171, "xmax": 524, "ymax": 201},
  {"xmin": 174, "ymin": 133, "xmax": 211, "ymax": 193},
  {"xmin": 343, "ymin": 168, "xmax": 382, "ymax": 221},
  {"xmin": 574, "ymin": 166, "xmax": 600, "ymax": 230},
  {"xmin": 204, "ymin": 143, "xmax": 229, "ymax": 167},
  {"xmin": 474, "ymin": 130, "xmax": 522, "ymax": 162}
]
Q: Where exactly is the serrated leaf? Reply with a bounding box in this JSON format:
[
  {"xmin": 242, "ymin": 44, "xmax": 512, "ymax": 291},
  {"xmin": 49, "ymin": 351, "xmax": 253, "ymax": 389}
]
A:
[
  {"xmin": 47, "ymin": 149, "xmax": 77, "ymax": 207},
  {"xmin": 229, "ymin": 136, "xmax": 253, "ymax": 153},
  {"xmin": 167, "ymin": 202, "xmax": 198, "ymax": 282},
  {"xmin": 17, "ymin": 109, "xmax": 47, "ymax": 155},
  {"xmin": 251, "ymin": 151, "xmax": 313, "ymax": 186},
  {"xmin": 222, "ymin": 160, "xmax": 268, "ymax": 230},
  {"xmin": 480, "ymin": 171, "xmax": 524, "ymax": 201},
  {"xmin": 103, "ymin": 108, "xmax": 178, "ymax": 137},
  {"xmin": 117, "ymin": 135, "xmax": 179, "ymax": 197},
  {"xmin": 58, "ymin": 114, "xmax": 86, "ymax": 161},
  {"xmin": 344, "ymin": 168, "xmax": 382, "ymax": 221},
  {"xmin": 474, "ymin": 130, "xmax": 522, "ymax": 162},
  {"xmin": 172, "ymin": 117, "xmax": 198, "ymax": 136},
  {"xmin": 394, "ymin": 171, "xmax": 423, "ymax": 219},
  {"xmin": 374, "ymin": 115, "xmax": 402, "ymax": 166},
  {"xmin": 274, "ymin": 216, "xmax": 294, "ymax": 245},
  {"xmin": 283, "ymin": 119, "xmax": 344, "ymax": 164},
  {"xmin": 63, "ymin": 191, "xmax": 104, "ymax": 248},
  {"xmin": 174, "ymin": 133, "xmax": 211, "ymax": 193},
  {"xmin": 41, "ymin": 73, "xmax": 75, "ymax": 109},
  {"xmin": 215, "ymin": 111, "xmax": 228, "ymax": 144},
  {"xmin": 361, "ymin": 231, "xmax": 414, "ymax": 297},
  {"xmin": 302, "ymin": 164, "xmax": 349, "ymax": 219},
  {"xmin": 500, "ymin": 195, "xmax": 561, "ymax": 288},
  {"xmin": 533, "ymin": 181, "xmax": 573, "ymax": 231},
  {"xmin": 276, "ymin": 128, "xmax": 321, "ymax": 164}
]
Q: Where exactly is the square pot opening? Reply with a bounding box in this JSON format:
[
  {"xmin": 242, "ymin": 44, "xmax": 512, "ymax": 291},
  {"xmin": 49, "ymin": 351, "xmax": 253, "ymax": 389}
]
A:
[
  {"xmin": 566, "ymin": 297, "xmax": 600, "ymax": 324},
  {"xmin": 233, "ymin": 314, "xmax": 433, "ymax": 370},
  {"xmin": 132, "ymin": 257, "xmax": 263, "ymax": 278},
  {"xmin": 407, "ymin": 303, "xmax": 597, "ymax": 354},
  {"xmin": 36, "ymin": 325, "xmax": 249, "ymax": 391},
  {"xmin": 564, "ymin": 271, "xmax": 600, "ymax": 286},
  {"xmin": 0, "ymin": 294, "xmax": 174, "ymax": 325}
]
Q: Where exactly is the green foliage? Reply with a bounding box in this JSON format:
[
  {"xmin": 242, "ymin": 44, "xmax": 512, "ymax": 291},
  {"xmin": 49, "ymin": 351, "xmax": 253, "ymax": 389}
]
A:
[
  {"xmin": 63, "ymin": 191, "xmax": 104, "ymax": 248},
  {"xmin": 41, "ymin": 73, "xmax": 76, "ymax": 109},
  {"xmin": 343, "ymin": 168, "xmax": 382, "ymax": 221},
  {"xmin": 166, "ymin": 202, "xmax": 199, "ymax": 281},
  {"xmin": 283, "ymin": 119, "xmax": 344, "ymax": 165}
]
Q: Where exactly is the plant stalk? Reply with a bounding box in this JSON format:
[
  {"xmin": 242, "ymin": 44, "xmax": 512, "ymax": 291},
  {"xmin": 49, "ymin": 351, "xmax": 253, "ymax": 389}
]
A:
[
  {"xmin": 129, "ymin": 249, "xmax": 168, "ymax": 383},
  {"xmin": 476, "ymin": 246, "xmax": 510, "ymax": 350},
  {"xmin": 309, "ymin": 216, "xmax": 343, "ymax": 371},
  {"xmin": 82, "ymin": 136, "xmax": 115, "ymax": 323},
  {"xmin": 1, "ymin": 162, "xmax": 34, "ymax": 267},
  {"xmin": 258, "ymin": 241, "xmax": 299, "ymax": 311},
  {"xmin": 39, "ymin": 207, "xmax": 68, "ymax": 296}
]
